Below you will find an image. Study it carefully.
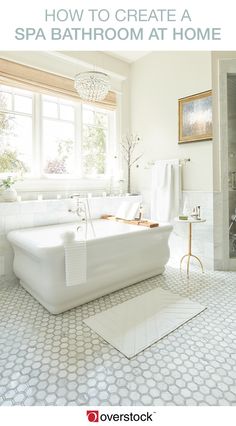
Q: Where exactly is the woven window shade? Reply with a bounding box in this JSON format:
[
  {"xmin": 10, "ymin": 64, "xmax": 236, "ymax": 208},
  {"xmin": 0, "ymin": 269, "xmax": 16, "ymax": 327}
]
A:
[{"xmin": 0, "ymin": 58, "xmax": 116, "ymax": 110}]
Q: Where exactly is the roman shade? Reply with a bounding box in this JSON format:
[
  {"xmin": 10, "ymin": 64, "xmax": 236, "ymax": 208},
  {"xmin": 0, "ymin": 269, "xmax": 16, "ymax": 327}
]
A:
[{"xmin": 0, "ymin": 58, "xmax": 116, "ymax": 110}]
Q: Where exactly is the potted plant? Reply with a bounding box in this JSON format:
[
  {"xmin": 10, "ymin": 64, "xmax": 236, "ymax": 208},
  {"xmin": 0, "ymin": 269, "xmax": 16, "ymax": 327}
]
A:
[{"xmin": 0, "ymin": 176, "xmax": 18, "ymax": 202}]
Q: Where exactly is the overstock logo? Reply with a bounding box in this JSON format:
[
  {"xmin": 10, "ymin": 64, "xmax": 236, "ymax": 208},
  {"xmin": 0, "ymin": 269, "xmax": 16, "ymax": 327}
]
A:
[
  {"xmin": 86, "ymin": 410, "xmax": 155, "ymax": 422},
  {"xmin": 87, "ymin": 411, "xmax": 99, "ymax": 422}
]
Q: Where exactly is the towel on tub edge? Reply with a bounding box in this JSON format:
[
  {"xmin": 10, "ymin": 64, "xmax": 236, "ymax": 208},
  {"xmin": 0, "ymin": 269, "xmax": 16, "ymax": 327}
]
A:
[{"xmin": 62, "ymin": 232, "xmax": 87, "ymax": 286}]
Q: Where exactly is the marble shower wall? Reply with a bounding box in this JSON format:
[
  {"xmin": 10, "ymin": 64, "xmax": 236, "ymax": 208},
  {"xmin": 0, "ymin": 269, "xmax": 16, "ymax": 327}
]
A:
[{"xmin": 213, "ymin": 58, "xmax": 236, "ymax": 270}]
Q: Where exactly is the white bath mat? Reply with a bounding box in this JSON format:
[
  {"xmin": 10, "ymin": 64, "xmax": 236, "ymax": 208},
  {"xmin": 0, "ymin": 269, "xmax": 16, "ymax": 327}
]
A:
[{"xmin": 84, "ymin": 288, "xmax": 206, "ymax": 358}]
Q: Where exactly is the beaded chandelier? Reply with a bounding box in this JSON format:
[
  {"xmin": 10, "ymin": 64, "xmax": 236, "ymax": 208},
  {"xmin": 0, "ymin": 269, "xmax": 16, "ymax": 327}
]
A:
[{"xmin": 74, "ymin": 71, "xmax": 110, "ymax": 102}]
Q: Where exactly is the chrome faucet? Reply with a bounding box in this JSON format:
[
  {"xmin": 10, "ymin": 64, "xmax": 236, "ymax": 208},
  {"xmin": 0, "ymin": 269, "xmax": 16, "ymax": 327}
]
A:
[{"xmin": 68, "ymin": 194, "xmax": 95, "ymax": 238}]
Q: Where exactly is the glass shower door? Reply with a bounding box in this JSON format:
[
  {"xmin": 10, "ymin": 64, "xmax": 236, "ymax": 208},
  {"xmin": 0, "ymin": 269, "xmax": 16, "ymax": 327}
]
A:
[{"xmin": 227, "ymin": 74, "xmax": 236, "ymax": 258}]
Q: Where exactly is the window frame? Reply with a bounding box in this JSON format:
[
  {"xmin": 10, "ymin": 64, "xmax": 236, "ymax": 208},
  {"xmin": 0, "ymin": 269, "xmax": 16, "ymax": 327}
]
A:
[{"xmin": 0, "ymin": 84, "xmax": 119, "ymax": 191}]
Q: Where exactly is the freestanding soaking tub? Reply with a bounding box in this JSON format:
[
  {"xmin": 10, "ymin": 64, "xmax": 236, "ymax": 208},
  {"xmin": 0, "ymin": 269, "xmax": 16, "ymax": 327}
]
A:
[{"xmin": 7, "ymin": 219, "xmax": 172, "ymax": 314}]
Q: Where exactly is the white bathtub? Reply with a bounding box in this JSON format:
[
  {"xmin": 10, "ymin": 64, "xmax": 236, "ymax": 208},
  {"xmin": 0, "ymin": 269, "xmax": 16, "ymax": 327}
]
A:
[{"xmin": 7, "ymin": 219, "xmax": 172, "ymax": 314}]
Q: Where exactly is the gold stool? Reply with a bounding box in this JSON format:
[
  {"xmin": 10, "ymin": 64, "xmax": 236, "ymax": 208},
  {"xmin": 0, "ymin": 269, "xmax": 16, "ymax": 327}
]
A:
[{"xmin": 175, "ymin": 218, "xmax": 206, "ymax": 278}]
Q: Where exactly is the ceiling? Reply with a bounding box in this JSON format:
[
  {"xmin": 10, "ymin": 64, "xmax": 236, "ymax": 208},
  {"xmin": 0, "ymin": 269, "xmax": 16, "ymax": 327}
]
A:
[{"xmin": 106, "ymin": 51, "xmax": 150, "ymax": 63}]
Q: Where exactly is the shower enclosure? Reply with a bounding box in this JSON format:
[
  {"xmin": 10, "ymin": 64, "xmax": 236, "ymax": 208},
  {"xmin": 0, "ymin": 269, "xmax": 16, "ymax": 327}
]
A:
[
  {"xmin": 228, "ymin": 74, "xmax": 236, "ymax": 258},
  {"xmin": 214, "ymin": 56, "xmax": 236, "ymax": 270}
]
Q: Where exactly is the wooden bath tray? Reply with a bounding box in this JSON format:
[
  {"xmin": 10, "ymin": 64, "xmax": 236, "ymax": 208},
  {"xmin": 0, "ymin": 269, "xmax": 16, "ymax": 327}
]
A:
[{"xmin": 101, "ymin": 215, "xmax": 159, "ymax": 228}]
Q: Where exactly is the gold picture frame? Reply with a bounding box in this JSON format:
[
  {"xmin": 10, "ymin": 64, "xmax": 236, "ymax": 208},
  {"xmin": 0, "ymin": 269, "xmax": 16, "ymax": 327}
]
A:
[{"xmin": 178, "ymin": 90, "xmax": 212, "ymax": 143}]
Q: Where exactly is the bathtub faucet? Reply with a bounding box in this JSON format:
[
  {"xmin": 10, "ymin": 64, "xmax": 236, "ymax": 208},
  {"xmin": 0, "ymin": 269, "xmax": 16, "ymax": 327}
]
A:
[
  {"xmin": 68, "ymin": 194, "xmax": 96, "ymax": 238},
  {"xmin": 68, "ymin": 194, "xmax": 81, "ymax": 213},
  {"xmin": 68, "ymin": 194, "xmax": 85, "ymax": 218}
]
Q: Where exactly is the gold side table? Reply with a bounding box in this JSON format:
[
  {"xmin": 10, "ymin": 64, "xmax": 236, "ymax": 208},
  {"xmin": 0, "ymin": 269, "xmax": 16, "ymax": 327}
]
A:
[{"xmin": 175, "ymin": 218, "xmax": 206, "ymax": 278}]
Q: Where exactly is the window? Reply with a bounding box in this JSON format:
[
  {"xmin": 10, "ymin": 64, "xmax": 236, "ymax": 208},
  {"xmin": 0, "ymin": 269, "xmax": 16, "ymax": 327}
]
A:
[
  {"xmin": 82, "ymin": 105, "xmax": 108, "ymax": 176},
  {"xmin": 0, "ymin": 84, "xmax": 116, "ymax": 179},
  {"xmin": 42, "ymin": 95, "xmax": 75, "ymax": 176},
  {"xmin": 0, "ymin": 85, "xmax": 33, "ymax": 175}
]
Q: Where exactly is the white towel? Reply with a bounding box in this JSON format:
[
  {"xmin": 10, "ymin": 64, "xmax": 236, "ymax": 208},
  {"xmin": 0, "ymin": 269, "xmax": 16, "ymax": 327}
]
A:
[
  {"xmin": 151, "ymin": 159, "xmax": 181, "ymax": 223},
  {"xmin": 62, "ymin": 232, "xmax": 87, "ymax": 287}
]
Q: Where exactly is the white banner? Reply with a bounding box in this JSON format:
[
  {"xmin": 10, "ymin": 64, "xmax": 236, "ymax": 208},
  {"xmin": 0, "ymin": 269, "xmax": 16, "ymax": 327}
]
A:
[
  {"xmin": 0, "ymin": 406, "xmax": 236, "ymax": 426},
  {"xmin": 0, "ymin": 0, "xmax": 235, "ymax": 50}
]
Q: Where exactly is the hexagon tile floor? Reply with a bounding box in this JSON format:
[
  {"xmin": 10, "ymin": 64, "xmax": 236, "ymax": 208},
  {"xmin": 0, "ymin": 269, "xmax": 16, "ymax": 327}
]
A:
[{"xmin": 0, "ymin": 266, "xmax": 236, "ymax": 406}]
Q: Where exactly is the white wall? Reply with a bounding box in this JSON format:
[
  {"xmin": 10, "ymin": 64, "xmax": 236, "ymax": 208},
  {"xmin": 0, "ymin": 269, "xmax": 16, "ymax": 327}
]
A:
[
  {"xmin": 130, "ymin": 51, "xmax": 213, "ymax": 199},
  {"xmin": 130, "ymin": 52, "xmax": 214, "ymax": 269}
]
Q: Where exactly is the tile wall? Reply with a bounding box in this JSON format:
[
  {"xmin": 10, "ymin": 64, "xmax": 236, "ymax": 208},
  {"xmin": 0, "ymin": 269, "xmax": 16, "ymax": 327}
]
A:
[
  {"xmin": 0, "ymin": 191, "xmax": 214, "ymax": 284},
  {"xmin": 0, "ymin": 196, "xmax": 141, "ymax": 282}
]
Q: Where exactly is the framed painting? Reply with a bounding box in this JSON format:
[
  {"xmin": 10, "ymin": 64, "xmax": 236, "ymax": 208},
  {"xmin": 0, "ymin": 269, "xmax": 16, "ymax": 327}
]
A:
[{"xmin": 178, "ymin": 90, "xmax": 212, "ymax": 143}]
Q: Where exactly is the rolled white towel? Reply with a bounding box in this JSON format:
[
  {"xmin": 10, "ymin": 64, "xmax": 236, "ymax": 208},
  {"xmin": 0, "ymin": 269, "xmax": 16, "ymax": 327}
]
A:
[
  {"xmin": 62, "ymin": 231, "xmax": 87, "ymax": 287},
  {"xmin": 61, "ymin": 231, "xmax": 76, "ymax": 243}
]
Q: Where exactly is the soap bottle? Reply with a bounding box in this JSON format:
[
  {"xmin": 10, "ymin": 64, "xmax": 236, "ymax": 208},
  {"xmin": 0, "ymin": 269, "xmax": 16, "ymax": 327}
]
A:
[{"xmin": 183, "ymin": 199, "xmax": 190, "ymax": 217}]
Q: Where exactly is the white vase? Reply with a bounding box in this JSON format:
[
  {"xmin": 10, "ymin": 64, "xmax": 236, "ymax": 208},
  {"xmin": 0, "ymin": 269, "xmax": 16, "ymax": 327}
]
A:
[{"xmin": 2, "ymin": 187, "xmax": 18, "ymax": 202}]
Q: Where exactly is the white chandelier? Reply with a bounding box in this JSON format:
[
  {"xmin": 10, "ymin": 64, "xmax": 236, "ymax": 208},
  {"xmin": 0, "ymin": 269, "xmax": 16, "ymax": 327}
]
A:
[{"xmin": 74, "ymin": 71, "xmax": 110, "ymax": 102}]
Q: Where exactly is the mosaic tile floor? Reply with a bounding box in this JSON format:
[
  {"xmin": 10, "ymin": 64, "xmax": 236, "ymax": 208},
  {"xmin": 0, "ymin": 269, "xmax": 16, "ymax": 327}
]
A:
[{"xmin": 0, "ymin": 266, "xmax": 236, "ymax": 406}]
